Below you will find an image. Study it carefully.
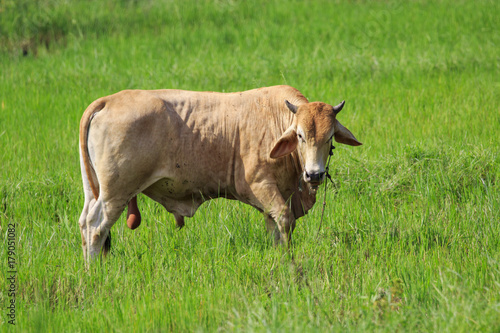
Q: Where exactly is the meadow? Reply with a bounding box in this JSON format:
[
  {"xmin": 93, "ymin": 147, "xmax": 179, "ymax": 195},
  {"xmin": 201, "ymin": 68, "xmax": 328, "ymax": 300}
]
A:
[{"xmin": 1, "ymin": 0, "xmax": 499, "ymax": 331}]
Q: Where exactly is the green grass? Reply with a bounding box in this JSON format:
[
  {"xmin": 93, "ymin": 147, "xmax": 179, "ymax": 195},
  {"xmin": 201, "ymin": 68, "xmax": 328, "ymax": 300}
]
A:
[{"xmin": 1, "ymin": 0, "xmax": 499, "ymax": 331}]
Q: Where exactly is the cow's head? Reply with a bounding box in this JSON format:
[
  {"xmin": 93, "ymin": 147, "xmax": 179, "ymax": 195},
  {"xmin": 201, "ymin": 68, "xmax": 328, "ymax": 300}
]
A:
[{"xmin": 270, "ymin": 100, "xmax": 362, "ymax": 189}]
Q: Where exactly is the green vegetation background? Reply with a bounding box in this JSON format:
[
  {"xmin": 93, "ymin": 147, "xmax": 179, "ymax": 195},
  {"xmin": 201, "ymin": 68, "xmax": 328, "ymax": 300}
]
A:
[{"xmin": 0, "ymin": 0, "xmax": 499, "ymax": 331}]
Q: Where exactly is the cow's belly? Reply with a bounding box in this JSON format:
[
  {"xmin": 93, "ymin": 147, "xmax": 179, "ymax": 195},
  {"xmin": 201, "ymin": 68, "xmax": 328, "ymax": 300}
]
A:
[{"xmin": 142, "ymin": 177, "xmax": 238, "ymax": 217}]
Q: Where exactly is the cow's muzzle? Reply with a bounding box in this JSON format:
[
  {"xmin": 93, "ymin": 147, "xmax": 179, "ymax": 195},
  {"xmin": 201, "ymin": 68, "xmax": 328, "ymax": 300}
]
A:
[{"xmin": 304, "ymin": 171, "xmax": 326, "ymax": 188}]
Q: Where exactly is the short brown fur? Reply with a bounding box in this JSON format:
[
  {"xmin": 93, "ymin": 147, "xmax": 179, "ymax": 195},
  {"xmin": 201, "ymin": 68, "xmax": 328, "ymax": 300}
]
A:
[{"xmin": 78, "ymin": 85, "xmax": 361, "ymax": 261}]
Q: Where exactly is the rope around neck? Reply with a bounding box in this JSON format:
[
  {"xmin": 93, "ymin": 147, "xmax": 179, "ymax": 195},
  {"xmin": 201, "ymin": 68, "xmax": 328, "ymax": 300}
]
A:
[{"xmin": 315, "ymin": 144, "xmax": 335, "ymax": 240}]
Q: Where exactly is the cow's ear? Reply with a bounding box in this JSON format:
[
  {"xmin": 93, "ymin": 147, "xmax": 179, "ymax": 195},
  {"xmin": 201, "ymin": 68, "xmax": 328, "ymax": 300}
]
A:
[
  {"xmin": 334, "ymin": 120, "xmax": 362, "ymax": 146},
  {"xmin": 270, "ymin": 127, "xmax": 298, "ymax": 159}
]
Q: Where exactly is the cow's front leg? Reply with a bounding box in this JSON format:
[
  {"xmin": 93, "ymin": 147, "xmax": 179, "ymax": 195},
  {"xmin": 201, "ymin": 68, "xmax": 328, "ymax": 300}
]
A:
[
  {"xmin": 271, "ymin": 204, "xmax": 295, "ymax": 245},
  {"xmin": 264, "ymin": 214, "xmax": 281, "ymax": 243},
  {"xmin": 251, "ymin": 184, "xmax": 295, "ymax": 245}
]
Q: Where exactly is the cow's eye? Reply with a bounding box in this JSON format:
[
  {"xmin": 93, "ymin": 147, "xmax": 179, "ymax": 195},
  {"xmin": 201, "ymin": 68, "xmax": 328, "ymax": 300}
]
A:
[{"xmin": 298, "ymin": 133, "xmax": 304, "ymax": 142}]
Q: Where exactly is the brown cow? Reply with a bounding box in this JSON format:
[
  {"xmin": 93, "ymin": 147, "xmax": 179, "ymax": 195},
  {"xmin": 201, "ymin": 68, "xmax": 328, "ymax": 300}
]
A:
[{"xmin": 78, "ymin": 85, "xmax": 361, "ymax": 261}]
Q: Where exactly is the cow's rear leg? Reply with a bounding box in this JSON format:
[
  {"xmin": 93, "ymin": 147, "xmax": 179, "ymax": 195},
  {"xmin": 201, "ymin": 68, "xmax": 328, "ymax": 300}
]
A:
[
  {"xmin": 85, "ymin": 197, "xmax": 126, "ymax": 261},
  {"xmin": 79, "ymin": 149, "xmax": 97, "ymax": 262},
  {"xmin": 79, "ymin": 195, "xmax": 95, "ymax": 262}
]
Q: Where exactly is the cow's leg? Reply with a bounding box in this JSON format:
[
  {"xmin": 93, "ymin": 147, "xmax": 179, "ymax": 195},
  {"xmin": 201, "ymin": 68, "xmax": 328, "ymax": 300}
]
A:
[
  {"xmin": 79, "ymin": 149, "xmax": 97, "ymax": 262},
  {"xmin": 78, "ymin": 195, "xmax": 95, "ymax": 262},
  {"xmin": 85, "ymin": 197, "xmax": 126, "ymax": 261},
  {"xmin": 264, "ymin": 214, "xmax": 281, "ymax": 243},
  {"xmin": 271, "ymin": 204, "xmax": 295, "ymax": 245},
  {"xmin": 79, "ymin": 149, "xmax": 113, "ymax": 262},
  {"xmin": 174, "ymin": 213, "xmax": 185, "ymax": 228},
  {"xmin": 250, "ymin": 184, "xmax": 295, "ymax": 245}
]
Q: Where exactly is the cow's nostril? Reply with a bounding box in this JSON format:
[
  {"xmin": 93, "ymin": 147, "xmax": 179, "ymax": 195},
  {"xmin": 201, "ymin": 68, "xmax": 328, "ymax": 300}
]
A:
[
  {"xmin": 309, "ymin": 172, "xmax": 320, "ymax": 182},
  {"xmin": 304, "ymin": 171, "xmax": 325, "ymax": 183}
]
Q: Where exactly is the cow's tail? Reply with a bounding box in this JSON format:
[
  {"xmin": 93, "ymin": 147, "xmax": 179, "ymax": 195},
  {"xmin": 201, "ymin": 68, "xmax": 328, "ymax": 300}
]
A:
[
  {"xmin": 79, "ymin": 100, "xmax": 112, "ymax": 255},
  {"xmin": 79, "ymin": 100, "xmax": 104, "ymax": 201}
]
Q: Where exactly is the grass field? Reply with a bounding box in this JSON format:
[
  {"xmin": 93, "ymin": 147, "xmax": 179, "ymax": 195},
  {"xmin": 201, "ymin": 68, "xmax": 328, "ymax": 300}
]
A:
[{"xmin": 1, "ymin": 0, "xmax": 499, "ymax": 331}]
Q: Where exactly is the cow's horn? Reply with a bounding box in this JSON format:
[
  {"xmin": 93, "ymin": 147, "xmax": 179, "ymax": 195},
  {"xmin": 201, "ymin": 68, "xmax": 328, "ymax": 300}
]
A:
[
  {"xmin": 285, "ymin": 100, "xmax": 298, "ymax": 114},
  {"xmin": 333, "ymin": 100, "xmax": 345, "ymax": 114}
]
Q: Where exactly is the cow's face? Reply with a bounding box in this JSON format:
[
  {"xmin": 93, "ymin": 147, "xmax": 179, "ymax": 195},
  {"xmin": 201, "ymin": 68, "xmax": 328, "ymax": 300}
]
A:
[{"xmin": 270, "ymin": 100, "xmax": 362, "ymax": 189}]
